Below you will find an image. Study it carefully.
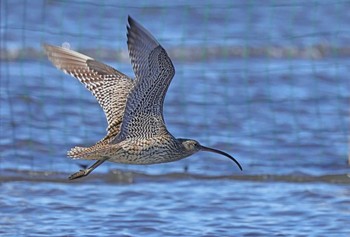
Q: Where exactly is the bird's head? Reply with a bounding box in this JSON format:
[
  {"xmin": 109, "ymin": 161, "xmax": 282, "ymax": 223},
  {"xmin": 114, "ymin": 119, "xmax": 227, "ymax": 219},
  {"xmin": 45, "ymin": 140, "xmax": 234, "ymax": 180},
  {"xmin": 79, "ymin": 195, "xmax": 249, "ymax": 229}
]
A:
[
  {"xmin": 179, "ymin": 139, "xmax": 202, "ymax": 154},
  {"xmin": 177, "ymin": 138, "xmax": 242, "ymax": 171}
]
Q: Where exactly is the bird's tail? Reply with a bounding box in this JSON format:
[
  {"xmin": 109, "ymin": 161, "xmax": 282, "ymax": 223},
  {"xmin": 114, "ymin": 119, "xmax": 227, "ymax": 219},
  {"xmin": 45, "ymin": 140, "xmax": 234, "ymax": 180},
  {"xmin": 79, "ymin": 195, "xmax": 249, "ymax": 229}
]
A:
[
  {"xmin": 67, "ymin": 146, "xmax": 93, "ymax": 159},
  {"xmin": 67, "ymin": 143, "xmax": 117, "ymax": 160}
]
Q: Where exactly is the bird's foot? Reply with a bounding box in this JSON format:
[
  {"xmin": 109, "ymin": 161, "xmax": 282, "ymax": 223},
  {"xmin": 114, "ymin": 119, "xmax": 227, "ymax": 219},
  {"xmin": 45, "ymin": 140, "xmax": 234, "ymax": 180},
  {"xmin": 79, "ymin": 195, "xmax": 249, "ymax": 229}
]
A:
[
  {"xmin": 68, "ymin": 169, "xmax": 90, "ymax": 180},
  {"xmin": 68, "ymin": 158, "xmax": 108, "ymax": 180}
]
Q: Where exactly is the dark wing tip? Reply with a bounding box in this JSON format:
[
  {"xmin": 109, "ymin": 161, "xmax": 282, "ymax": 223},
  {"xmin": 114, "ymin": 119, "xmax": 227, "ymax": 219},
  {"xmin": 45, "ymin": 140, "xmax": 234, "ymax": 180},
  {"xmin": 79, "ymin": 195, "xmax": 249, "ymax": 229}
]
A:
[
  {"xmin": 127, "ymin": 15, "xmax": 136, "ymax": 34},
  {"xmin": 127, "ymin": 15, "xmax": 134, "ymax": 26},
  {"xmin": 127, "ymin": 15, "xmax": 141, "ymax": 30},
  {"xmin": 126, "ymin": 15, "xmax": 160, "ymax": 48}
]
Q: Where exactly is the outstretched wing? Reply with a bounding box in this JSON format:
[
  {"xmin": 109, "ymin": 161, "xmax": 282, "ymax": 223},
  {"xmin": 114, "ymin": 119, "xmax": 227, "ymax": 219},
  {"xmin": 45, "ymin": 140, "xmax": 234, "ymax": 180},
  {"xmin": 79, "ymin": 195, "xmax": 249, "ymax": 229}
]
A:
[
  {"xmin": 43, "ymin": 44, "xmax": 134, "ymax": 140},
  {"xmin": 115, "ymin": 16, "xmax": 175, "ymax": 141}
]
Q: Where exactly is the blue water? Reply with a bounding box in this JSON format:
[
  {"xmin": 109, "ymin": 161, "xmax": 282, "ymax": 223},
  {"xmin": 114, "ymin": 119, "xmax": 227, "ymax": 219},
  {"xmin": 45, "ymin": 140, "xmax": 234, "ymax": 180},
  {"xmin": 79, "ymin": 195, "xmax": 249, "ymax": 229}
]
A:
[{"xmin": 1, "ymin": 0, "xmax": 350, "ymax": 236}]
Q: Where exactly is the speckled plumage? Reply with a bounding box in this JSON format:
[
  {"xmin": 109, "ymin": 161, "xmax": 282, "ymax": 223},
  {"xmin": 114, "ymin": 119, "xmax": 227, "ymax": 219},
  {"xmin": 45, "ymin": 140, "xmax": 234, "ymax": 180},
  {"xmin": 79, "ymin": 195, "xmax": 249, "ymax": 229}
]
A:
[
  {"xmin": 44, "ymin": 16, "xmax": 242, "ymax": 180},
  {"xmin": 43, "ymin": 44, "xmax": 134, "ymax": 144}
]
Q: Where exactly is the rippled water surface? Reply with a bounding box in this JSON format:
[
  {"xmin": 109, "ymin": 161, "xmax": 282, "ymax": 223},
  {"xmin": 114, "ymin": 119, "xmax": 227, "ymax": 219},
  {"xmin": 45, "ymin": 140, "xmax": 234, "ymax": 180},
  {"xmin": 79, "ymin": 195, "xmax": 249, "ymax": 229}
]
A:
[
  {"xmin": 2, "ymin": 177, "xmax": 350, "ymax": 236},
  {"xmin": 1, "ymin": 0, "xmax": 350, "ymax": 236}
]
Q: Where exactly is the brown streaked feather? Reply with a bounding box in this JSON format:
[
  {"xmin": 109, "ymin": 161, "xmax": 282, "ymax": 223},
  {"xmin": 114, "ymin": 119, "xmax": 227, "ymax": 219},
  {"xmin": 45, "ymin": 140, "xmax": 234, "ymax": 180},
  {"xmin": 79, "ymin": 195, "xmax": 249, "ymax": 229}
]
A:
[
  {"xmin": 43, "ymin": 44, "xmax": 134, "ymax": 141},
  {"xmin": 68, "ymin": 142, "xmax": 121, "ymax": 160},
  {"xmin": 113, "ymin": 16, "xmax": 175, "ymax": 142}
]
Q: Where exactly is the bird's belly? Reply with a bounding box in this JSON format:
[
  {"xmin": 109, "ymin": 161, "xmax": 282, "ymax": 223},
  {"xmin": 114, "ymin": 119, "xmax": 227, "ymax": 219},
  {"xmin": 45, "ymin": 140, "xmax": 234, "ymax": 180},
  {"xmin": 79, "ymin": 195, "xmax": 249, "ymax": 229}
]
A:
[{"xmin": 108, "ymin": 138, "xmax": 183, "ymax": 165}]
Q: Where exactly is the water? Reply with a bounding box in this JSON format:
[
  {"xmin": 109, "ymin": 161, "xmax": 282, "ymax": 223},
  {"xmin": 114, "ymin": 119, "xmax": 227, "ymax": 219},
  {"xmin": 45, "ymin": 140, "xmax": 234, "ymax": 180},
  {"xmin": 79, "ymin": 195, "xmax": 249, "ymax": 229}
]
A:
[
  {"xmin": 1, "ymin": 0, "xmax": 350, "ymax": 236},
  {"xmin": 1, "ymin": 177, "xmax": 349, "ymax": 236}
]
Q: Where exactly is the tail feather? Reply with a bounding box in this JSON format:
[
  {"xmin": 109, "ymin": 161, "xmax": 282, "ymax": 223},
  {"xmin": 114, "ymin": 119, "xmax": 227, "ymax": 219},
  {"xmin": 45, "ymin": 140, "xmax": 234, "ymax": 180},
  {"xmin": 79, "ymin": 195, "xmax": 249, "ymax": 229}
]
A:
[
  {"xmin": 67, "ymin": 143, "xmax": 119, "ymax": 160},
  {"xmin": 67, "ymin": 136, "xmax": 107, "ymax": 159},
  {"xmin": 67, "ymin": 146, "xmax": 93, "ymax": 159}
]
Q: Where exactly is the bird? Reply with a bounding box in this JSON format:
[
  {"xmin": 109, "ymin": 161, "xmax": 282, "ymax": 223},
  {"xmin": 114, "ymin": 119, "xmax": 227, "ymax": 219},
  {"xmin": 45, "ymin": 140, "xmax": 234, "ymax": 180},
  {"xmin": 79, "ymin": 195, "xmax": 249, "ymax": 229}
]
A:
[{"xmin": 43, "ymin": 16, "xmax": 242, "ymax": 180}]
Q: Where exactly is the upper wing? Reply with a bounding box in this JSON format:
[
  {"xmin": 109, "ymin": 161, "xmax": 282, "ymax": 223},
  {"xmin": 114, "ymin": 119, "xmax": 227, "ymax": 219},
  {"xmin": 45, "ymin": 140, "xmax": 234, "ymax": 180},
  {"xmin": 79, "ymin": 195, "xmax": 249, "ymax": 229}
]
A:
[
  {"xmin": 43, "ymin": 44, "xmax": 134, "ymax": 140},
  {"xmin": 115, "ymin": 16, "xmax": 175, "ymax": 141}
]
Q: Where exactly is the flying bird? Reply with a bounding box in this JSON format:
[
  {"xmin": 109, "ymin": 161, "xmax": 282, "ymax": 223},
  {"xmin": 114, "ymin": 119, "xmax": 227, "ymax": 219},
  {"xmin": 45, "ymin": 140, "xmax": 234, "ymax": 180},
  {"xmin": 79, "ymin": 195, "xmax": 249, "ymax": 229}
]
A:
[{"xmin": 43, "ymin": 16, "xmax": 242, "ymax": 180}]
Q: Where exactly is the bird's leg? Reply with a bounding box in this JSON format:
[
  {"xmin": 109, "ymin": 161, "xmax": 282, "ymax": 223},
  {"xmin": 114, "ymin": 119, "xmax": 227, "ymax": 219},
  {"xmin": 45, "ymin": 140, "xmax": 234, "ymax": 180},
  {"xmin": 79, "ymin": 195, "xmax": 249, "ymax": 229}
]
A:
[{"xmin": 68, "ymin": 157, "xmax": 108, "ymax": 180}]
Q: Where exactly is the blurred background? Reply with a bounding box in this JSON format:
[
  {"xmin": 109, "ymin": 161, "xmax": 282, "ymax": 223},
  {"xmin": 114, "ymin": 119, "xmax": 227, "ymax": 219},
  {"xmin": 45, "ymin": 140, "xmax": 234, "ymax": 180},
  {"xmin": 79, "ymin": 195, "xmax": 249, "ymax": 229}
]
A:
[{"xmin": 1, "ymin": 0, "xmax": 349, "ymax": 236}]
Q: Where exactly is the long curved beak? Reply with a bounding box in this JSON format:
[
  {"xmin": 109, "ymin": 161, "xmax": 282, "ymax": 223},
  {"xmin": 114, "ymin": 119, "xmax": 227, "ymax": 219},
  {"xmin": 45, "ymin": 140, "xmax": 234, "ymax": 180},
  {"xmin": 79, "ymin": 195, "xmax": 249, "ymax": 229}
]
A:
[{"xmin": 200, "ymin": 146, "xmax": 243, "ymax": 171}]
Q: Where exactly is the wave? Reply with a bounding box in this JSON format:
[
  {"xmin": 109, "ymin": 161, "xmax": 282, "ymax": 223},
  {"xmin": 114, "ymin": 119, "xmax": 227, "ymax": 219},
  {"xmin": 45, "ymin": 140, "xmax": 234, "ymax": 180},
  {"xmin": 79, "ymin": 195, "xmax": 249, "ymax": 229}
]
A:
[
  {"xmin": 1, "ymin": 168, "xmax": 349, "ymax": 184},
  {"xmin": 1, "ymin": 44, "xmax": 350, "ymax": 62}
]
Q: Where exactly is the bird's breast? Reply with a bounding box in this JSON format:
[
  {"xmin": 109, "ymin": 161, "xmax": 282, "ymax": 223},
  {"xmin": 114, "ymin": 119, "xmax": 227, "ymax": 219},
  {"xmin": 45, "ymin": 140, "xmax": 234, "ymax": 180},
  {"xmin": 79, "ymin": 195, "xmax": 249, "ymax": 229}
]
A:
[{"xmin": 108, "ymin": 137, "xmax": 186, "ymax": 165}]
